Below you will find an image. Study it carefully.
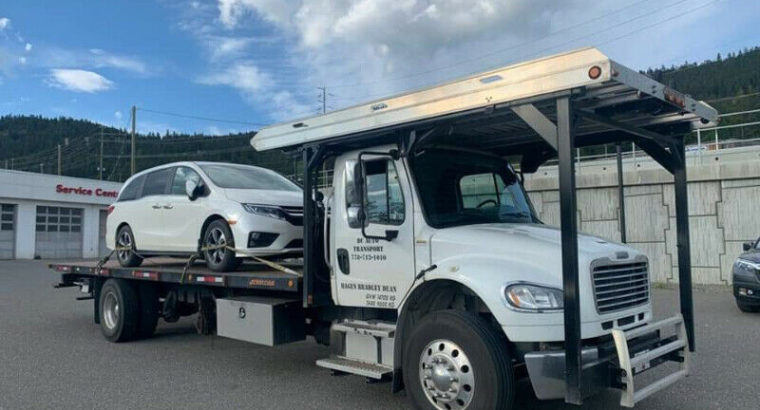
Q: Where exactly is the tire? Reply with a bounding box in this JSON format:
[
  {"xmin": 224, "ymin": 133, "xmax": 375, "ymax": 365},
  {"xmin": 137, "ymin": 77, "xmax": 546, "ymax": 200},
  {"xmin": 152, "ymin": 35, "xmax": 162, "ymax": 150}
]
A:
[
  {"xmin": 736, "ymin": 299, "xmax": 760, "ymax": 313},
  {"xmin": 99, "ymin": 279, "xmax": 140, "ymax": 343},
  {"xmin": 115, "ymin": 225, "xmax": 143, "ymax": 268},
  {"xmin": 403, "ymin": 310, "xmax": 514, "ymax": 410},
  {"xmin": 136, "ymin": 283, "xmax": 159, "ymax": 339},
  {"xmin": 202, "ymin": 219, "xmax": 240, "ymax": 272}
]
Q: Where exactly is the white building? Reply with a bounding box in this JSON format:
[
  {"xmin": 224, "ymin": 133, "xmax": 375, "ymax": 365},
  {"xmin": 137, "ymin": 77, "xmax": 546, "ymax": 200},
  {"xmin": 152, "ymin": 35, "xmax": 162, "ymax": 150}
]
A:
[{"xmin": 0, "ymin": 169, "xmax": 122, "ymax": 260}]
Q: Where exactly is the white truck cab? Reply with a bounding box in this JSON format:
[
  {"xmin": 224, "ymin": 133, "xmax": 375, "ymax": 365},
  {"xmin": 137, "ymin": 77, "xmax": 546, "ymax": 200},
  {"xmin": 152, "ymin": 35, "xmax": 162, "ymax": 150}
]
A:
[{"xmin": 329, "ymin": 145, "xmax": 651, "ymax": 343}]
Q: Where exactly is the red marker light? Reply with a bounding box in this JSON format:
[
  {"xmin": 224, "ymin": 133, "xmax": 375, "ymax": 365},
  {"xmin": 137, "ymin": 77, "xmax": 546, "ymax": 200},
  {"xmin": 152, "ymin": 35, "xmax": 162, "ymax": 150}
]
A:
[
  {"xmin": 588, "ymin": 65, "xmax": 602, "ymax": 80},
  {"xmin": 107, "ymin": 205, "xmax": 115, "ymax": 215}
]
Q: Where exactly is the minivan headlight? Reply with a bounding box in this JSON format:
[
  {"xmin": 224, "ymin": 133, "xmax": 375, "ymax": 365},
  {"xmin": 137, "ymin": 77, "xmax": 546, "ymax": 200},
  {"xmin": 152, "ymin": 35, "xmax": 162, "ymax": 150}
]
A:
[
  {"xmin": 505, "ymin": 283, "xmax": 564, "ymax": 311},
  {"xmin": 242, "ymin": 204, "xmax": 286, "ymax": 220}
]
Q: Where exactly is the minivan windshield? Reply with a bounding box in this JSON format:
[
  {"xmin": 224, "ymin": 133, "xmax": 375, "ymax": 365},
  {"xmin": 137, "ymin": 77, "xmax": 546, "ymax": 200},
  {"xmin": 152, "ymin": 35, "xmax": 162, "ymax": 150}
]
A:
[
  {"xmin": 410, "ymin": 149, "xmax": 537, "ymax": 228},
  {"xmin": 199, "ymin": 164, "xmax": 300, "ymax": 191}
]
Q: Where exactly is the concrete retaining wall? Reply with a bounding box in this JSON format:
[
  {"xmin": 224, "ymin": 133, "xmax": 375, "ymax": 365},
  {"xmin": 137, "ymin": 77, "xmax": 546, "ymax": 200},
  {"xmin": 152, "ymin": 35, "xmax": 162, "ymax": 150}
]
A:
[{"xmin": 524, "ymin": 153, "xmax": 760, "ymax": 285}]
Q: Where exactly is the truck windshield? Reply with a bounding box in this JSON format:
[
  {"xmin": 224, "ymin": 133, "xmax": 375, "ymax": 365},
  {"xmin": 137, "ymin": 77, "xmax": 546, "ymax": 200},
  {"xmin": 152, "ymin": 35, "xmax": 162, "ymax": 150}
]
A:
[
  {"xmin": 199, "ymin": 164, "xmax": 300, "ymax": 191},
  {"xmin": 410, "ymin": 149, "xmax": 537, "ymax": 228}
]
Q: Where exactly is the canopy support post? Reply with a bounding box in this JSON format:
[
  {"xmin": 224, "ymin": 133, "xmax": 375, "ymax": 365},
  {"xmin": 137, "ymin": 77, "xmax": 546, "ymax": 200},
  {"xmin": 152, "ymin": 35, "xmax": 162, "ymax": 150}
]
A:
[
  {"xmin": 673, "ymin": 137, "xmax": 695, "ymax": 351},
  {"xmin": 557, "ymin": 96, "xmax": 582, "ymax": 405},
  {"xmin": 616, "ymin": 143, "xmax": 627, "ymax": 243}
]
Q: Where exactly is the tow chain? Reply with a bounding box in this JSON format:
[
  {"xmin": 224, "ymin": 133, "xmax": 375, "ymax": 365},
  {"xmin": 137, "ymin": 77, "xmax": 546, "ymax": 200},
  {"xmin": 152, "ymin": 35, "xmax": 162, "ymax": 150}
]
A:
[{"xmin": 198, "ymin": 243, "xmax": 300, "ymax": 276}]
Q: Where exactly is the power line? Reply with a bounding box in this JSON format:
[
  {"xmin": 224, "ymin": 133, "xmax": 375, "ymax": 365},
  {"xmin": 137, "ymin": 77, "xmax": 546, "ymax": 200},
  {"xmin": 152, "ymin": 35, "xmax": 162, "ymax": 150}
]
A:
[
  {"xmin": 320, "ymin": 0, "xmax": 669, "ymax": 90},
  {"xmin": 138, "ymin": 107, "xmax": 267, "ymax": 127},
  {"xmin": 320, "ymin": 0, "xmax": 715, "ymax": 106}
]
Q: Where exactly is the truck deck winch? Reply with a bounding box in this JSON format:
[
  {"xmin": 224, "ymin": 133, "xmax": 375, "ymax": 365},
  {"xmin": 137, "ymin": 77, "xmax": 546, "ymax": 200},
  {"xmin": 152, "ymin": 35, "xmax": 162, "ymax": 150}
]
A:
[{"xmin": 52, "ymin": 47, "xmax": 718, "ymax": 409}]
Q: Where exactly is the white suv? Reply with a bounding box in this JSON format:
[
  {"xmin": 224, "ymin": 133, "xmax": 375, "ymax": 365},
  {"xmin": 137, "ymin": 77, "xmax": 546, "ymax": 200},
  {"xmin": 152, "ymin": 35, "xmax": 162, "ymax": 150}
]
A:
[{"xmin": 106, "ymin": 161, "xmax": 303, "ymax": 271}]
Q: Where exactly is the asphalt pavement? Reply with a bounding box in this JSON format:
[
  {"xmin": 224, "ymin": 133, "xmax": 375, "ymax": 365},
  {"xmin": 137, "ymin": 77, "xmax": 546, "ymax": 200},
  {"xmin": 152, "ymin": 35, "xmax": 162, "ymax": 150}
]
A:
[{"xmin": 0, "ymin": 260, "xmax": 757, "ymax": 410}]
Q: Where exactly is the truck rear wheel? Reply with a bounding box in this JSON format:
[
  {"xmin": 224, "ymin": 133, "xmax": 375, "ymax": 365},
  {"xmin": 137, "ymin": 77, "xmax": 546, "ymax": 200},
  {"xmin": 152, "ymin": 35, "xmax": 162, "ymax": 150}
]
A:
[
  {"xmin": 99, "ymin": 279, "xmax": 140, "ymax": 342},
  {"xmin": 403, "ymin": 310, "xmax": 514, "ymax": 410}
]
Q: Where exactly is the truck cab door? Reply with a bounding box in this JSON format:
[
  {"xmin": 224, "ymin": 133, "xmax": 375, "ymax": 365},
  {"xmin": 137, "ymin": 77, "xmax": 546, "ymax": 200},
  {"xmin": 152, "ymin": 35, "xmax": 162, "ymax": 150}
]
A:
[{"xmin": 331, "ymin": 152, "xmax": 416, "ymax": 309}]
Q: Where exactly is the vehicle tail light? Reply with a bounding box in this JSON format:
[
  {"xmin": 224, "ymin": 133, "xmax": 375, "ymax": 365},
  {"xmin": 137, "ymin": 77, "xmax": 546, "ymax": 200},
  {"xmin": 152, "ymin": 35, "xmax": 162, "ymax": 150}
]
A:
[{"xmin": 107, "ymin": 205, "xmax": 115, "ymax": 215}]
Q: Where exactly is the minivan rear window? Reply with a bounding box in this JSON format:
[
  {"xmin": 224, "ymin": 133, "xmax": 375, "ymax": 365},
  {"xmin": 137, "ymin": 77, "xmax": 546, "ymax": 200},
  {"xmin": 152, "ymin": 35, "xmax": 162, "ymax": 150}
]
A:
[
  {"xmin": 142, "ymin": 168, "xmax": 173, "ymax": 197},
  {"xmin": 118, "ymin": 175, "xmax": 145, "ymax": 202}
]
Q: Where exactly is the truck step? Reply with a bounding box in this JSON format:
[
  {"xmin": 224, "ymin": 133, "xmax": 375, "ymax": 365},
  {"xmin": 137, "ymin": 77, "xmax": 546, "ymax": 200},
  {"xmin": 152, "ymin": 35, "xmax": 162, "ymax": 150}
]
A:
[
  {"xmin": 316, "ymin": 357, "xmax": 392, "ymax": 379},
  {"xmin": 332, "ymin": 320, "xmax": 395, "ymax": 338},
  {"xmin": 612, "ymin": 314, "xmax": 689, "ymax": 408}
]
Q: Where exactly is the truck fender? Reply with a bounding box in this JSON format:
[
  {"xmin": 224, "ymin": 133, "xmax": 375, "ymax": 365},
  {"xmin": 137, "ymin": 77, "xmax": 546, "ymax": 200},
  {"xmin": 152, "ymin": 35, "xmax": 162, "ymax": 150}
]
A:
[{"xmin": 391, "ymin": 254, "xmax": 560, "ymax": 393}]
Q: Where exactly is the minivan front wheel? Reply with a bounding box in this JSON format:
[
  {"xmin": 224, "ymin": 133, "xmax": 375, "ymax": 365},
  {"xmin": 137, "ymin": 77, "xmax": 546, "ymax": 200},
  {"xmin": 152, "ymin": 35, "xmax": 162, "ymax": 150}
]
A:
[{"xmin": 202, "ymin": 220, "xmax": 240, "ymax": 272}]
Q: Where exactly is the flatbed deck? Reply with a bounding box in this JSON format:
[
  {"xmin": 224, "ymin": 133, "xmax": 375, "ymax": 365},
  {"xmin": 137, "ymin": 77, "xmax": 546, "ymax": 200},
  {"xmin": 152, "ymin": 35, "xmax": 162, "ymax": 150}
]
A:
[{"xmin": 50, "ymin": 258, "xmax": 303, "ymax": 293}]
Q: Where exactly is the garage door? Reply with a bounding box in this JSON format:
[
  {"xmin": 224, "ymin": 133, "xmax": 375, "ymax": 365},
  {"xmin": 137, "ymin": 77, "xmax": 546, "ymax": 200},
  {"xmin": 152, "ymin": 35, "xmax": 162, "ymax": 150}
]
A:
[
  {"xmin": 35, "ymin": 206, "xmax": 83, "ymax": 259},
  {"xmin": 0, "ymin": 204, "xmax": 15, "ymax": 259},
  {"xmin": 98, "ymin": 209, "xmax": 109, "ymax": 256}
]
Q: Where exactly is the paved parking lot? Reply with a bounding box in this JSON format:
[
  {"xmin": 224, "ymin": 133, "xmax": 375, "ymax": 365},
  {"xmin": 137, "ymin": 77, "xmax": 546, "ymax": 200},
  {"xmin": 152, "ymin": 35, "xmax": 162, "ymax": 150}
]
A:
[{"xmin": 0, "ymin": 260, "xmax": 757, "ymax": 410}]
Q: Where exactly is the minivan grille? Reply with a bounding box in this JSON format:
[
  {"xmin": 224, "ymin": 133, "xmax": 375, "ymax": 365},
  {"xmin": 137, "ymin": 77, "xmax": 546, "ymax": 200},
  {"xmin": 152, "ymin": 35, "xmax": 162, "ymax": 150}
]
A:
[
  {"xmin": 592, "ymin": 260, "xmax": 650, "ymax": 314},
  {"xmin": 280, "ymin": 206, "xmax": 303, "ymax": 226}
]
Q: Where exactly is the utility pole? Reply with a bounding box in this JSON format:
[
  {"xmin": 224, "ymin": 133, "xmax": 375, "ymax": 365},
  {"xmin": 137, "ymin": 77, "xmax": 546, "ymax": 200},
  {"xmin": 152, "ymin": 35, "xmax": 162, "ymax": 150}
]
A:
[
  {"xmin": 131, "ymin": 105, "xmax": 137, "ymax": 175},
  {"xmin": 318, "ymin": 87, "xmax": 327, "ymax": 114},
  {"xmin": 99, "ymin": 126, "xmax": 104, "ymax": 180},
  {"xmin": 57, "ymin": 144, "xmax": 62, "ymax": 176}
]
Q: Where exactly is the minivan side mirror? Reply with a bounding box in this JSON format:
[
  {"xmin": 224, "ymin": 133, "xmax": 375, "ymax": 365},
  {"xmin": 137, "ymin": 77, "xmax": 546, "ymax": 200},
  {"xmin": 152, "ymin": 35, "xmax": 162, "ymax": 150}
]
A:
[
  {"xmin": 743, "ymin": 241, "xmax": 754, "ymax": 252},
  {"xmin": 185, "ymin": 180, "xmax": 199, "ymax": 201}
]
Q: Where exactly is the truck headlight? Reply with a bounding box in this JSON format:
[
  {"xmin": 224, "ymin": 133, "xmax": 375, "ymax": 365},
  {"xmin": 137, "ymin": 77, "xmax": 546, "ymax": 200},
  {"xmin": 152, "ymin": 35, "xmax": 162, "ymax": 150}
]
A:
[
  {"xmin": 242, "ymin": 204, "xmax": 286, "ymax": 220},
  {"xmin": 505, "ymin": 283, "xmax": 564, "ymax": 312}
]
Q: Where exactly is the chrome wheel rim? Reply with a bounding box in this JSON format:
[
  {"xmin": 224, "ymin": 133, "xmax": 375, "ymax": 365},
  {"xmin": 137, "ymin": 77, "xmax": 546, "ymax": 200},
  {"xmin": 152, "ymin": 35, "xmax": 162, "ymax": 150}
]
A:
[
  {"xmin": 419, "ymin": 339, "xmax": 475, "ymax": 410},
  {"xmin": 116, "ymin": 231, "xmax": 132, "ymax": 261},
  {"xmin": 205, "ymin": 227, "xmax": 227, "ymax": 264},
  {"xmin": 103, "ymin": 291, "xmax": 120, "ymax": 330}
]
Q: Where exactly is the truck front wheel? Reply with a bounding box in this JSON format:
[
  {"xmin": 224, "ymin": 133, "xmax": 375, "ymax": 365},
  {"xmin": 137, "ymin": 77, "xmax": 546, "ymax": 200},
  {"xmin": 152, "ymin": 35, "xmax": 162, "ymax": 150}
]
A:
[
  {"xmin": 403, "ymin": 310, "xmax": 514, "ymax": 410},
  {"xmin": 99, "ymin": 279, "xmax": 140, "ymax": 342}
]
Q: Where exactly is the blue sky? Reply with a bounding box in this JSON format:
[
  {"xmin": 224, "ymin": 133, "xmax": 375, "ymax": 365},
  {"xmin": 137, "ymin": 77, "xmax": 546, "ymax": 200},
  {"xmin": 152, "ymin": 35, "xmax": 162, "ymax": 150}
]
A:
[{"xmin": 1, "ymin": 0, "xmax": 758, "ymax": 135}]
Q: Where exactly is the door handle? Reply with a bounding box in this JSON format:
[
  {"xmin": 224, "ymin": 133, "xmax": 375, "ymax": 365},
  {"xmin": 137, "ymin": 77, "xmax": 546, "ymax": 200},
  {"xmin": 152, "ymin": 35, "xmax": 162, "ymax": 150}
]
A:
[
  {"xmin": 151, "ymin": 204, "xmax": 161, "ymax": 209},
  {"xmin": 337, "ymin": 248, "xmax": 350, "ymax": 275},
  {"xmin": 162, "ymin": 204, "xmax": 173, "ymax": 209}
]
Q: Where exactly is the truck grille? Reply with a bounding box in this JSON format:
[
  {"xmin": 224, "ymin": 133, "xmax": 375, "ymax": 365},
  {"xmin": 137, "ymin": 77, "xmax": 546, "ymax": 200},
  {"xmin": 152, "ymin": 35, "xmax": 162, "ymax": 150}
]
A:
[{"xmin": 592, "ymin": 259, "xmax": 650, "ymax": 314}]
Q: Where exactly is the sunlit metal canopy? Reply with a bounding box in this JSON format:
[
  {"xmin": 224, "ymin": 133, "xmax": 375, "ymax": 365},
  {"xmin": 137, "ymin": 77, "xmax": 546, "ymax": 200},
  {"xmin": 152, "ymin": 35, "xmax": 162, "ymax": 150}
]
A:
[{"xmin": 252, "ymin": 47, "xmax": 718, "ymax": 162}]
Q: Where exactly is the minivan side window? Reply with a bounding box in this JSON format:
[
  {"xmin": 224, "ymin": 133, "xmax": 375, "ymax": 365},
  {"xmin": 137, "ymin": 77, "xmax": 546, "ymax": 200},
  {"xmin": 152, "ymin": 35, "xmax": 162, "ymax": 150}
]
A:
[
  {"xmin": 364, "ymin": 159, "xmax": 405, "ymax": 225},
  {"xmin": 171, "ymin": 167, "xmax": 202, "ymax": 195},
  {"xmin": 142, "ymin": 168, "xmax": 173, "ymax": 197},
  {"xmin": 118, "ymin": 175, "xmax": 145, "ymax": 202}
]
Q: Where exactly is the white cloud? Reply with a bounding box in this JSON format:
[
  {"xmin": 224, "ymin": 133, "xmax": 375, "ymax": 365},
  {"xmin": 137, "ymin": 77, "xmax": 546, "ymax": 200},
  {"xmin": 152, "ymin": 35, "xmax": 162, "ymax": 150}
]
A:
[
  {"xmin": 18, "ymin": 56, "xmax": 26, "ymax": 64},
  {"xmin": 114, "ymin": 111, "xmax": 123, "ymax": 121},
  {"xmin": 0, "ymin": 17, "xmax": 10, "ymax": 30},
  {"xmin": 36, "ymin": 47, "xmax": 149, "ymax": 75},
  {"xmin": 198, "ymin": 61, "xmax": 311, "ymax": 120},
  {"xmin": 48, "ymin": 69, "xmax": 114, "ymax": 93},
  {"xmin": 198, "ymin": 61, "xmax": 269, "ymax": 92},
  {"xmin": 25, "ymin": 43, "xmax": 32, "ymax": 52}
]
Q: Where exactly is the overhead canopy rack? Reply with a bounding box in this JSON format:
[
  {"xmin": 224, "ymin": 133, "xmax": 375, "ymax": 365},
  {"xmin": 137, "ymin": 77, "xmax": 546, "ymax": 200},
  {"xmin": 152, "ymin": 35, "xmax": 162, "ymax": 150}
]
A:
[{"xmin": 252, "ymin": 47, "xmax": 718, "ymax": 406}]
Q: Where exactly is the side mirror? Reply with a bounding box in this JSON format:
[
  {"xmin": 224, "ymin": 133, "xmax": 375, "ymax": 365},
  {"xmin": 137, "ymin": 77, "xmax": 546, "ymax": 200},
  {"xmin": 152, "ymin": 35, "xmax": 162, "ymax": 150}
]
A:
[
  {"xmin": 743, "ymin": 241, "xmax": 754, "ymax": 252},
  {"xmin": 345, "ymin": 161, "xmax": 364, "ymax": 206},
  {"xmin": 185, "ymin": 180, "xmax": 199, "ymax": 201},
  {"xmin": 347, "ymin": 205, "xmax": 365, "ymax": 229}
]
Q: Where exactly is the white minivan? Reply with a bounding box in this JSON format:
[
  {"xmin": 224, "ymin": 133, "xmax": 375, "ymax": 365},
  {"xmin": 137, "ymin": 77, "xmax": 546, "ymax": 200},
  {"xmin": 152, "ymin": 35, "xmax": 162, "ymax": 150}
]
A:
[{"xmin": 106, "ymin": 161, "xmax": 303, "ymax": 271}]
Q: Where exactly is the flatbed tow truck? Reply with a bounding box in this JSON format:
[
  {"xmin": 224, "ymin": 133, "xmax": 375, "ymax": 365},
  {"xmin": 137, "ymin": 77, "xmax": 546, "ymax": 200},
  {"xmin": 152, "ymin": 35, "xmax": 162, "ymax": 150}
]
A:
[{"xmin": 52, "ymin": 48, "xmax": 718, "ymax": 409}]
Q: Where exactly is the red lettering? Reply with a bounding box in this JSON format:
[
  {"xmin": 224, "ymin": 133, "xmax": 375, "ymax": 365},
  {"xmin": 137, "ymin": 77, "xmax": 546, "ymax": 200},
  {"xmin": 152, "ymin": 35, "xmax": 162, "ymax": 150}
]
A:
[{"xmin": 57, "ymin": 184, "xmax": 117, "ymax": 197}]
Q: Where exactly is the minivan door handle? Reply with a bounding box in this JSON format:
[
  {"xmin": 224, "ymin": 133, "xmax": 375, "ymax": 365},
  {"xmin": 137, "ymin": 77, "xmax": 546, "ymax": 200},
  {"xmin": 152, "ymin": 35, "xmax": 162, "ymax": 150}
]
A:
[
  {"xmin": 337, "ymin": 248, "xmax": 350, "ymax": 275},
  {"xmin": 151, "ymin": 204, "xmax": 161, "ymax": 209},
  {"xmin": 162, "ymin": 204, "xmax": 173, "ymax": 209}
]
